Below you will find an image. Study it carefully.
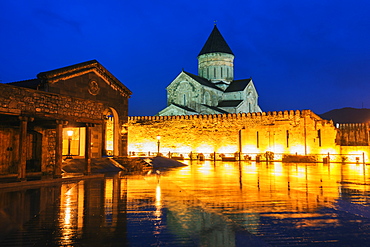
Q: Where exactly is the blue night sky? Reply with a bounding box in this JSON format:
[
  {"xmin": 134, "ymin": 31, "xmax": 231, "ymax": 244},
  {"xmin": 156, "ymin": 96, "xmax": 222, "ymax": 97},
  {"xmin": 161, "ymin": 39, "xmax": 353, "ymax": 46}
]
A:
[{"xmin": 1, "ymin": 0, "xmax": 370, "ymax": 116}]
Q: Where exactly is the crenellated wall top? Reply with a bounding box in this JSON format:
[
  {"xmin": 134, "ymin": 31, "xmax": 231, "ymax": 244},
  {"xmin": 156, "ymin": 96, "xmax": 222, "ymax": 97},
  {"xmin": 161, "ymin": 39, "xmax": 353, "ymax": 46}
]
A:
[
  {"xmin": 128, "ymin": 109, "xmax": 321, "ymax": 122},
  {"xmin": 337, "ymin": 123, "xmax": 369, "ymax": 129}
]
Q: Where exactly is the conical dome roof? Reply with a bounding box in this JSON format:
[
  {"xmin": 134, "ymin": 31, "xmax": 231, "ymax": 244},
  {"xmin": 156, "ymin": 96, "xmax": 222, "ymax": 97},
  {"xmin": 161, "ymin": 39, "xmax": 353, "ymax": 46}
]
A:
[{"xmin": 198, "ymin": 25, "xmax": 234, "ymax": 56}]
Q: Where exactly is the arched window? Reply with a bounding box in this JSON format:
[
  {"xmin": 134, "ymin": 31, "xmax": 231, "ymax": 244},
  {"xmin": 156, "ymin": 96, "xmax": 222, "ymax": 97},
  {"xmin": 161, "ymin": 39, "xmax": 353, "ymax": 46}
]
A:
[
  {"xmin": 177, "ymin": 81, "xmax": 193, "ymax": 106},
  {"xmin": 204, "ymin": 91, "xmax": 211, "ymax": 105}
]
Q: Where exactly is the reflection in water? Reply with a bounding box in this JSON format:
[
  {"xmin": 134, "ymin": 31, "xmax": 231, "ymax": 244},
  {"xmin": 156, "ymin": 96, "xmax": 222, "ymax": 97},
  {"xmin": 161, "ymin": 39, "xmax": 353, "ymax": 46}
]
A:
[
  {"xmin": 61, "ymin": 181, "xmax": 85, "ymax": 240},
  {"xmin": 0, "ymin": 162, "xmax": 370, "ymax": 246},
  {"xmin": 197, "ymin": 161, "xmax": 213, "ymax": 176},
  {"xmin": 154, "ymin": 183, "xmax": 162, "ymax": 235},
  {"xmin": 105, "ymin": 178, "xmax": 113, "ymax": 225},
  {"xmin": 61, "ymin": 186, "xmax": 72, "ymax": 245},
  {"xmin": 160, "ymin": 161, "xmax": 370, "ymax": 246}
]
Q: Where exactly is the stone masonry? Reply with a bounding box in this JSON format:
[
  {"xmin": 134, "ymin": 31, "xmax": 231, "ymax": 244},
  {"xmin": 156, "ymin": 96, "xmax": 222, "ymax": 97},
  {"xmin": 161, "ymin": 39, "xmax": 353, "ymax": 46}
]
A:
[
  {"xmin": 0, "ymin": 83, "xmax": 104, "ymax": 122},
  {"xmin": 128, "ymin": 110, "xmax": 343, "ymax": 159}
]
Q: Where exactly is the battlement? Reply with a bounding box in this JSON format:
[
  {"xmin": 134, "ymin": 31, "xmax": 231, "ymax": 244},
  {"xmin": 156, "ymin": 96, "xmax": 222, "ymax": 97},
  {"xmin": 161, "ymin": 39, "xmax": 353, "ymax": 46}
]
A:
[
  {"xmin": 129, "ymin": 109, "xmax": 318, "ymax": 121},
  {"xmin": 337, "ymin": 123, "xmax": 369, "ymax": 129}
]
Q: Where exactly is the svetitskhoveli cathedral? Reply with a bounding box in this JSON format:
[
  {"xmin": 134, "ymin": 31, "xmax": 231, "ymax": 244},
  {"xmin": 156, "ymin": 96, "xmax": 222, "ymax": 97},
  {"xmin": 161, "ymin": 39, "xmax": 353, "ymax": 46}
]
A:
[{"xmin": 158, "ymin": 25, "xmax": 262, "ymax": 116}]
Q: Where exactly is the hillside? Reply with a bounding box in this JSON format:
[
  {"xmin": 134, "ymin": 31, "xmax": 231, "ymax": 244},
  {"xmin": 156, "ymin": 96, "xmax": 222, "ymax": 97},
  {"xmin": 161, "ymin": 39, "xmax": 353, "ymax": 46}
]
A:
[{"xmin": 319, "ymin": 107, "xmax": 370, "ymax": 123}]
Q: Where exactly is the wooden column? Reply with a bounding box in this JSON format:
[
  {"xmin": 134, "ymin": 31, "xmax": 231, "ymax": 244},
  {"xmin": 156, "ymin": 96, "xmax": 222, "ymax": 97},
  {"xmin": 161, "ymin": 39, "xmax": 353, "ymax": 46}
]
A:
[
  {"xmin": 54, "ymin": 120, "xmax": 66, "ymax": 178},
  {"xmin": 85, "ymin": 123, "xmax": 94, "ymax": 175},
  {"xmin": 18, "ymin": 116, "xmax": 29, "ymax": 180}
]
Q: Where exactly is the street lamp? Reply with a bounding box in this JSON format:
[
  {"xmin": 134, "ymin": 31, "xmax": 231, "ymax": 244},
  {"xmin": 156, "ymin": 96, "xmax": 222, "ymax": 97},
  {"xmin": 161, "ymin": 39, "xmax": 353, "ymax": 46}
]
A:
[
  {"xmin": 156, "ymin": 135, "xmax": 161, "ymax": 156},
  {"xmin": 66, "ymin": 130, "xmax": 73, "ymax": 159}
]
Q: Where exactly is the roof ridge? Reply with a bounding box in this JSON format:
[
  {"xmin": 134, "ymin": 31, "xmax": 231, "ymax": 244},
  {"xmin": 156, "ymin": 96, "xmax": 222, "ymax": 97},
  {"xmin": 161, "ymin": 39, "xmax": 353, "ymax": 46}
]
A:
[
  {"xmin": 8, "ymin": 78, "xmax": 39, "ymax": 84},
  {"xmin": 201, "ymin": 104, "xmax": 229, "ymax": 113},
  {"xmin": 36, "ymin": 60, "xmax": 132, "ymax": 95},
  {"xmin": 172, "ymin": 103, "xmax": 197, "ymax": 112},
  {"xmin": 37, "ymin": 60, "xmax": 98, "ymax": 79},
  {"xmin": 182, "ymin": 71, "xmax": 223, "ymax": 91},
  {"xmin": 225, "ymin": 79, "xmax": 252, "ymax": 92}
]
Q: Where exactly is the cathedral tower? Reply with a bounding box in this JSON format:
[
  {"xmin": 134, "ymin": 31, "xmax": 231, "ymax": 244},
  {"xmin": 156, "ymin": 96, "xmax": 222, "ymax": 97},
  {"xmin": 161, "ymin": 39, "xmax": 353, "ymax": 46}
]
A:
[
  {"xmin": 157, "ymin": 24, "xmax": 262, "ymax": 116},
  {"xmin": 197, "ymin": 25, "xmax": 234, "ymax": 83}
]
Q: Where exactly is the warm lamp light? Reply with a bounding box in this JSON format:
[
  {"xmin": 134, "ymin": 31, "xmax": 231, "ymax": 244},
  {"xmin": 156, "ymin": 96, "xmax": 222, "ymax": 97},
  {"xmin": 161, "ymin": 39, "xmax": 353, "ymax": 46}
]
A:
[
  {"xmin": 157, "ymin": 135, "xmax": 161, "ymax": 140},
  {"xmin": 67, "ymin": 130, "xmax": 74, "ymax": 137},
  {"xmin": 66, "ymin": 129, "xmax": 73, "ymax": 159}
]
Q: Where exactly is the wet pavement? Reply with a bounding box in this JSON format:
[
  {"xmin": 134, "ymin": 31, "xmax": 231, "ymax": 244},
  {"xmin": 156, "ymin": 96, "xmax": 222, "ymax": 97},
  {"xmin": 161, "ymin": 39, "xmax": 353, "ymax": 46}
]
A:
[{"xmin": 1, "ymin": 161, "xmax": 370, "ymax": 246}]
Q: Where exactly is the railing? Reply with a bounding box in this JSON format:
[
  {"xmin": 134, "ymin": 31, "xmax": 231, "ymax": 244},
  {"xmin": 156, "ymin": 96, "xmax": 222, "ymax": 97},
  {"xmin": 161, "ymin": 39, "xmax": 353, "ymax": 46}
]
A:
[{"xmin": 128, "ymin": 151, "xmax": 367, "ymax": 164}]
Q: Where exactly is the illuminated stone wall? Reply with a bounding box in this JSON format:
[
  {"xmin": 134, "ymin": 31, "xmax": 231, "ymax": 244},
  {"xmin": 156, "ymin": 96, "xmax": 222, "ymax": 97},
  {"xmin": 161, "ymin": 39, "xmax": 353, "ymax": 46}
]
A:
[
  {"xmin": 337, "ymin": 123, "xmax": 370, "ymax": 146},
  {"xmin": 128, "ymin": 110, "xmax": 343, "ymax": 158}
]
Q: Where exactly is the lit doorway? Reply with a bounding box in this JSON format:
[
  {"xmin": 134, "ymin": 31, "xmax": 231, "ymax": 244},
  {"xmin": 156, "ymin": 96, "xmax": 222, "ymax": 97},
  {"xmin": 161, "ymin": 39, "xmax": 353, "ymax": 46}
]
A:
[
  {"xmin": 63, "ymin": 127, "xmax": 86, "ymax": 157},
  {"xmin": 104, "ymin": 108, "xmax": 119, "ymax": 157}
]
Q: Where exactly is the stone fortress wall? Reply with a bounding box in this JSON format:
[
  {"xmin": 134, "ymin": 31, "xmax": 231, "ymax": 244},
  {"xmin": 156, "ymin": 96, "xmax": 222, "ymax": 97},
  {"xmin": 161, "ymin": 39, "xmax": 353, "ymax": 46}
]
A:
[
  {"xmin": 337, "ymin": 123, "xmax": 369, "ymax": 146},
  {"xmin": 127, "ymin": 109, "xmax": 369, "ymax": 162}
]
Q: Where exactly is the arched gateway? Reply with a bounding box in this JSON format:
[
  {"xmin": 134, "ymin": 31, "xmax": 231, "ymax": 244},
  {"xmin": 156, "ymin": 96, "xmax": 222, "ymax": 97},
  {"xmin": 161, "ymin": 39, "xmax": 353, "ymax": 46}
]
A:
[{"xmin": 103, "ymin": 107, "xmax": 120, "ymax": 156}]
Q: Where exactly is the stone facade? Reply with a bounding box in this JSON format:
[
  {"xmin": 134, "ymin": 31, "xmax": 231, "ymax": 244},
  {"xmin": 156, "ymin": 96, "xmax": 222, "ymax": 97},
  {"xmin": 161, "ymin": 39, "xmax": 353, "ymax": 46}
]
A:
[
  {"xmin": 158, "ymin": 25, "xmax": 262, "ymax": 116},
  {"xmin": 0, "ymin": 60, "xmax": 131, "ymax": 177},
  {"xmin": 36, "ymin": 60, "xmax": 129, "ymax": 120},
  {"xmin": 0, "ymin": 82, "xmax": 104, "ymax": 121},
  {"xmin": 0, "ymin": 82, "xmax": 106, "ymax": 175}
]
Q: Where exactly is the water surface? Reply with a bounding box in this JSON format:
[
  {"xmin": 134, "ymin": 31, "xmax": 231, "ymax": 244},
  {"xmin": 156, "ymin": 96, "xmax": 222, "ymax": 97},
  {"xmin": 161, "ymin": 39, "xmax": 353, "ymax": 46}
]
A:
[{"xmin": 1, "ymin": 161, "xmax": 370, "ymax": 246}]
